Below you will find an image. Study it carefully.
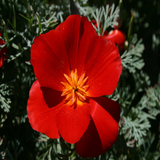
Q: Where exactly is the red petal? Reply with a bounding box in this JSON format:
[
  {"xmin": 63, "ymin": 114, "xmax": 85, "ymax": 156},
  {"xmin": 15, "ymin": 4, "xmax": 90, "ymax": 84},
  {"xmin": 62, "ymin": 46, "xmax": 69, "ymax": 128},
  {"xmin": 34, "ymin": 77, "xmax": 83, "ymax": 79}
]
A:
[
  {"xmin": 41, "ymin": 86, "xmax": 63, "ymax": 108},
  {"xmin": 76, "ymin": 16, "xmax": 97, "ymax": 76},
  {"xmin": 92, "ymin": 96, "xmax": 120, "ymax": 122},
  {"xmin": 55, "ymin": 103, "xmax": 91, "ymax": 144},
  {"xmin": 0, "ymin": 39, "xmax": 5, "ymax": 45},
  {"xmin": 76, "ymin": 98, "xmax": 119, "ymax": 158},
  {"xmin": 103, "ymin": 29, "xmax": 125, "ymax": 47},
  {"xmin": 56, "ymin": 15, "xmax": 81, "ymax": 71},
  {"xmin": 31, "ymin": 30, "xmax": 70, "ymax": 91},
  {"xmin": 85, "ymin": 37, "xmax": 122, "ymax": 97},
  {"xmin": 27, "ymin": 80, "xmax": 62, "ymax": 139},
  {"xmin": 56, "ymin": 15, "xmax": 97, "ymax": 76},
  {"xmin": 0, "ymin": 56, "xmax": 3, "ymax": 67}
]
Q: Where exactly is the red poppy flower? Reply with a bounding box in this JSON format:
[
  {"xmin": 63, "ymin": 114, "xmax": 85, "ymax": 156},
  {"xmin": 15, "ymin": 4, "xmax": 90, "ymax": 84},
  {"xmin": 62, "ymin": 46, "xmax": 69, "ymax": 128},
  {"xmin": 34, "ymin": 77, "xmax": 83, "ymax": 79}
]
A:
[
  {"xmin": 103, "ymin": 29, "xmax": 125, "ymax": 49},
  {"xmin": 27, "ymin": 15, "xmax": 122, "ymax": 158},
  {"xmin": 0, "ymin": 33, "xmax": 8, "ymax": 67}
]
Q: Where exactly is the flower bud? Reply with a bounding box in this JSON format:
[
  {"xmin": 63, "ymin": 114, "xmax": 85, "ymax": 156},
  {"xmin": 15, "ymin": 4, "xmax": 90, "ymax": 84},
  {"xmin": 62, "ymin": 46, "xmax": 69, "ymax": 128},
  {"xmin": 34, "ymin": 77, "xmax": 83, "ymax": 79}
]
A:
[{"xmin": 103, "ymin": 29, "xmax": 125, "ymax": 48}]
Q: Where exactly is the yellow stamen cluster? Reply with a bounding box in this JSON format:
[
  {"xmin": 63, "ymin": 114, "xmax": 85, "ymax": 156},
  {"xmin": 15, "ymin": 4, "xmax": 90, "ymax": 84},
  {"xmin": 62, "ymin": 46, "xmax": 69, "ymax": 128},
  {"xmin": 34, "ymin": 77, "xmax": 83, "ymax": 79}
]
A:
[{"xmin": 61, "ymin": 69, "xmax": 89, "ymax": 106}]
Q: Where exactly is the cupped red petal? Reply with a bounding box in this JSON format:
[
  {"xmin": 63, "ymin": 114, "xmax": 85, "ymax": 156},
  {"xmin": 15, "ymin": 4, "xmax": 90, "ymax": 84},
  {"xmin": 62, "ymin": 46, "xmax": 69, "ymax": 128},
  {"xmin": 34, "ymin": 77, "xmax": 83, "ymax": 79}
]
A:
[
  {"xmin": 77, "ymin": 16, "xmax": 97, "ymax": 76},
  {"xmin": 27, "ymin": 80, "xmax": 63, "ymax": 139},
  {"xmin": 31, "ymin": 30, "xmax": 70, "ymax": 91},
  {"xmin": 55, "ymin": 15, "xmax": 81, "ymax": 71},
  {"xmin": 76, "ymin": 98, "xmax": 119, "ymax": 158},
  {"xmin": 55, "ymin": 103, "xmax": 91, "ymax": 144},
  {"xmin": 85, "ymin": 36, "xmax": 122, "ymax": 97},
  {"xmin": 56, "ymin": 15, "xmax": 97, "ymax": 76}
]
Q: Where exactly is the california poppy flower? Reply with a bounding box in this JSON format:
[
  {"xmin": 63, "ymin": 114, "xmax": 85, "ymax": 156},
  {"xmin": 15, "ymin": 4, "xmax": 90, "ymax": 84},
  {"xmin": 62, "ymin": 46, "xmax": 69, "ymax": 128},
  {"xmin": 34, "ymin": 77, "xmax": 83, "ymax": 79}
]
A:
[
  {"xmin": 0, "ymin": 32, "xmax": 8, "ymax": 67},
  {"xmin": 27, "ymin": 15, "xmax": 122, "ymax": 158}
]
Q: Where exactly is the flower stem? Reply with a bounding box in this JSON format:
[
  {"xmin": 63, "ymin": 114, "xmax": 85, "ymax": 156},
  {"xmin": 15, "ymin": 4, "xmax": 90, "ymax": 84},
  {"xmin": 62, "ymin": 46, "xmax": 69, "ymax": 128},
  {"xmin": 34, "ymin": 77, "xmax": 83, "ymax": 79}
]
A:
[
  {"xmin": 70, "ymin": 143, "xmax": 76, "ymax": 160},
  {"xmin": 127, "ymin": 10, "xmax": 134, "ymax": 46}
]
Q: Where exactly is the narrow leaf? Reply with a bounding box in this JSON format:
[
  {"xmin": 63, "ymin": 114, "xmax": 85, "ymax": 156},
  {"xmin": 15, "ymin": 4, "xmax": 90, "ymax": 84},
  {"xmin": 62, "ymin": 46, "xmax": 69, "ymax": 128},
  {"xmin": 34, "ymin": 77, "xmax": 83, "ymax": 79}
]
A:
[
  {"xmin": 4, "ymin": 26, "xmax": 10, "ymax": 42},
  {"xmin": 12, "ymin": 5, "xmax": 17, "ymax": 35},
  {"xmin": 19, "ymin": 13, "xmax": 30, "ymax": 22}
]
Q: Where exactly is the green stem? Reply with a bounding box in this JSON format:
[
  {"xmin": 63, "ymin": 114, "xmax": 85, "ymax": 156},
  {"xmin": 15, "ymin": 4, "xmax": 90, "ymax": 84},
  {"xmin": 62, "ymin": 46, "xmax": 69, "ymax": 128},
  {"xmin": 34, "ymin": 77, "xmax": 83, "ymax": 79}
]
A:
[
  {"xmin": 127, "ymin": 10, "xmax": 134, "ymax": 47},
  {"xmin": 70, "ymin": 143, "xmax": 76, "ymax": 160}
]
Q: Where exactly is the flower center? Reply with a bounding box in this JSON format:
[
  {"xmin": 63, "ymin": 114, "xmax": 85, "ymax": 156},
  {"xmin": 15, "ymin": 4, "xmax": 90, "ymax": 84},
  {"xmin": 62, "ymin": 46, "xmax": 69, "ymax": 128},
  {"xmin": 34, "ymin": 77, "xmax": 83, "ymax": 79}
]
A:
[{"xmin": 61, "ymin": 69, "xmax": 89, "ymax": 106}]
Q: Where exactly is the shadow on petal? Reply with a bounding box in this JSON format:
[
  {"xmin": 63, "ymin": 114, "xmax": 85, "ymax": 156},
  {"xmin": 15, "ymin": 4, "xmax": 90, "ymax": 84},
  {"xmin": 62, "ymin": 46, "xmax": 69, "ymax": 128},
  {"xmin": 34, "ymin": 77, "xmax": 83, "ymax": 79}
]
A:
[
  {"xmin": 27, "ymin": 80, "xmax": 62, "ymax": 139},
  {"xmin": 76, "ymin": 98, "xmax": 119, "ymax": 158},
  {"xmin": 92, "ymin": 96, "xmax": 120, "ymax": 122},
  {"xmin": 41, "ymin": 87, "xmax": 64, "ymax": 108},
  {"xmin": 76, "ymin": 118, "xmax": 103, "ymax": 158}
]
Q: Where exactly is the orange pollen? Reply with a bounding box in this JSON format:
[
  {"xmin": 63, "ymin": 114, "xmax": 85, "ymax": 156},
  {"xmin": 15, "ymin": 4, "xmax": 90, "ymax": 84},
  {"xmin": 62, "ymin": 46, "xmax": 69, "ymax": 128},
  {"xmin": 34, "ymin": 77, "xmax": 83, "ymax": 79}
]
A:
[{"xmin": 61, "ymin": 69, "xmax": 89, "ymax": 106}]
